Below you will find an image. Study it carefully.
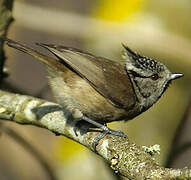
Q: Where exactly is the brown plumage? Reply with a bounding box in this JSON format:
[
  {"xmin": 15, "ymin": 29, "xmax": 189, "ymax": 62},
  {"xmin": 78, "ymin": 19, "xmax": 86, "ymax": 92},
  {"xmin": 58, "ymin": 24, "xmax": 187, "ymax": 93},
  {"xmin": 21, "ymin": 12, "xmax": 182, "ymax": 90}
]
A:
[
  {"xmin": 3, "ymin": 38, "xmax": 140, "ymax": 123},
  {"xmin": 2, "ymin": 37, "xmax": 183, "ymax": 136}
]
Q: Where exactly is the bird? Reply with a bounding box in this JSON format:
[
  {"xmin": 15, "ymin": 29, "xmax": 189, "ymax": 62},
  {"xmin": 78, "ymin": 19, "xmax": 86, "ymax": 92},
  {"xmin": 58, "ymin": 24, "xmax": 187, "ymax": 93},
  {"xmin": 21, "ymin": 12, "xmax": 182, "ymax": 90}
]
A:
[{"xmin": 1, "ymin": 37, "xmax": 183, "ymax": 137}]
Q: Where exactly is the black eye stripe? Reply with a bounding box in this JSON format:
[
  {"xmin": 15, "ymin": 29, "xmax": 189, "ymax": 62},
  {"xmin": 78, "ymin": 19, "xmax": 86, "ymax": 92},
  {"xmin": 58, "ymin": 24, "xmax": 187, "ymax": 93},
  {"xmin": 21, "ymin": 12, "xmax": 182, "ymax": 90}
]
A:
[
  {"xmin": 129, "ymin": 70, "xmax": 159, "ymax": 79},
  {"xmin": 129, "ymin": 70, "xmax": 147, "ymax": 78}
]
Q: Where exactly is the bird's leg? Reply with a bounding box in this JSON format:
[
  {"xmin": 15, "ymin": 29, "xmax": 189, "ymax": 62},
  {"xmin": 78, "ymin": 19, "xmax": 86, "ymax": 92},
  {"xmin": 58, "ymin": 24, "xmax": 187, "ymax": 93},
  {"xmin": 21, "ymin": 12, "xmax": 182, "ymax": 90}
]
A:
[
  {"xmin": 81, "ymin": 115, "xmax": 127, "ymax": 151},
  {"xmin": 81, "ymin": 115, "xmax": 126, "ymax": 137},
  {"xmin": 70, "ymin": 108, "xmax": 126, "ymax": 151},
  {"xmin": 71, "ymin": 109, "xmax": 126, "ymax": 137}
]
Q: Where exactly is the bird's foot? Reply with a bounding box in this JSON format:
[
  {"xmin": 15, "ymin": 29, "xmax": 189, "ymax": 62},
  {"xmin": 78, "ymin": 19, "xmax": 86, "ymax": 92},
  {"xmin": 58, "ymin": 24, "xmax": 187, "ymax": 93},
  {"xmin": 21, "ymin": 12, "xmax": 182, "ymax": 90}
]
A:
[{"xmin": 81, "ymin": 115, "xmax": 127, "ymax": 152}]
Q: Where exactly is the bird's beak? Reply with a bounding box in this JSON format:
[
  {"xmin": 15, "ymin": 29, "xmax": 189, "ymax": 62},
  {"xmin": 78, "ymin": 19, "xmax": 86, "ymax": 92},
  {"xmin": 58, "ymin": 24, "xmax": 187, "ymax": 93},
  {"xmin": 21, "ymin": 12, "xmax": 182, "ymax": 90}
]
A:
[{"xmin": 170, "ymin": 73, "xmax": 184, "ymax": 80}]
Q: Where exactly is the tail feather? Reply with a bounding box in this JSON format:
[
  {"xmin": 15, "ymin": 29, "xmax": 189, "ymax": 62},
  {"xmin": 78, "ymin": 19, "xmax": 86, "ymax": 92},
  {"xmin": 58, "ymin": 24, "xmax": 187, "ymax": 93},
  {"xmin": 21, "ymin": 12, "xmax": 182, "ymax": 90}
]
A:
[{"xmin": 0, "ymin": 36, "xmax": 64, "ymax": 71}]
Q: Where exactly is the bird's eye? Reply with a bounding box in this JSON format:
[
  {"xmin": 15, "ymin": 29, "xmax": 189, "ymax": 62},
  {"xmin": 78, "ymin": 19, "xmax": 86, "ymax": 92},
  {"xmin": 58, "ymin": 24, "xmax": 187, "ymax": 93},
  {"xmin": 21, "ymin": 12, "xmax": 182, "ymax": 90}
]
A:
[{"xmin": 151, "ymin": 74, "xmax": 159, "ymax": 80}]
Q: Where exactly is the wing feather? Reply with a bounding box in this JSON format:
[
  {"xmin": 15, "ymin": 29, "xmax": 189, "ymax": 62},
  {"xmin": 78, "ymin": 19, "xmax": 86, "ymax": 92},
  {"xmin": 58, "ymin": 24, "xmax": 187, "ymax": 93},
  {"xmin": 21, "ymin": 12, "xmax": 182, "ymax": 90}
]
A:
[{"xmin": 37, "ymin": 44, "xmax": 136, "ymax": 109}]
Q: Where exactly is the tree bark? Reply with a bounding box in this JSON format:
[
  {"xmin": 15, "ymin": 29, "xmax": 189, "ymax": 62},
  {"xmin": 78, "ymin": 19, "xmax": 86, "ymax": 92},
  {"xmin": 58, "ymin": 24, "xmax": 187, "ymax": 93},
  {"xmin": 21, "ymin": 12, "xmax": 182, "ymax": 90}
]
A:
[{"xmin": 0, "ymin": 90, "xmax": 190, "ymax": 179}]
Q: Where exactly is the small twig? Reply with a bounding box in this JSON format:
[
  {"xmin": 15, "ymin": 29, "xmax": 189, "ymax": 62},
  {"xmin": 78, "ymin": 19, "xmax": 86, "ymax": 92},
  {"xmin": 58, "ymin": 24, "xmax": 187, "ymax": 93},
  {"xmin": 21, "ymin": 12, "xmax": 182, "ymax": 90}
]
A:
[
  {"xmin": 0, "ymin": 123, "xmax": 57, "ymax": 180},
  {"xmin": 168, "ymin": 143, "xmax": 191, "ymax": 166},
  {"xmin": 0, "ymin": 0, "xmax": 14, "ymax": 83},
  {"xmin": 165, "ymin": 97, "xmax": 191, "ymax": 167}
]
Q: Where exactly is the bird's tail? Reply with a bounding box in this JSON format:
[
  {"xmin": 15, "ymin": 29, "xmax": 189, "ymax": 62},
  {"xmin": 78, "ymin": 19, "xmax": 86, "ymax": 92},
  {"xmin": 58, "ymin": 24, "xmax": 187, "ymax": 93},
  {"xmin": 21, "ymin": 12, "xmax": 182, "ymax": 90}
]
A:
[{"xmin": 0, "ymin": 36, "xmax": 64, "ymax": 71}]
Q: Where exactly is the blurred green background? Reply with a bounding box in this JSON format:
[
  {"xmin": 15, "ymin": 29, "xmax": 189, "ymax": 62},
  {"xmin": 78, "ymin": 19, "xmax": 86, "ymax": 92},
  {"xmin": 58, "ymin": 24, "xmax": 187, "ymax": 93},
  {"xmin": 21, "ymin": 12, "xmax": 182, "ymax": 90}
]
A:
[{"xmin": 1, "ymin": 0, "xmax": 191, "ymax": 179}]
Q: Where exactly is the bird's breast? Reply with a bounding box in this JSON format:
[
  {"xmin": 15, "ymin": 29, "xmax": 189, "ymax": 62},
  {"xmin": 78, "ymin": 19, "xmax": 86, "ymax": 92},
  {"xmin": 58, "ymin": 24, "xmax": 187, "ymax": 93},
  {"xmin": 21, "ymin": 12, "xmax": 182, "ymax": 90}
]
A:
[{"xmin": 48, "ymin": 68, "xmax": 140, "ymax": 123}]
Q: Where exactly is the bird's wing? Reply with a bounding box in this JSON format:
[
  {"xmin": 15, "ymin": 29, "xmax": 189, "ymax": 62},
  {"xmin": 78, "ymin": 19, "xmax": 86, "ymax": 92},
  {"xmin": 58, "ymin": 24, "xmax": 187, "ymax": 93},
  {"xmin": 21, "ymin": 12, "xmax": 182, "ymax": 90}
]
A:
[{"xmin": 37, "ymin": 44, "xmax": 136, "ymax": 109}]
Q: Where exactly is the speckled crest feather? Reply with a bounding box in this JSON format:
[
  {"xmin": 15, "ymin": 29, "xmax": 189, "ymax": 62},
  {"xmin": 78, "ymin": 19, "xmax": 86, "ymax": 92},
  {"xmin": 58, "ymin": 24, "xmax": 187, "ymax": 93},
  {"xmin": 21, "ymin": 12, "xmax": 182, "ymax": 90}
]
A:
[
  {"xmin": 135, "ymin": 56, "xmax": 164, "ymax": 72},
  {"xmin": 122, "ymin": 44, "xmax": 164, "ymax": 73}
]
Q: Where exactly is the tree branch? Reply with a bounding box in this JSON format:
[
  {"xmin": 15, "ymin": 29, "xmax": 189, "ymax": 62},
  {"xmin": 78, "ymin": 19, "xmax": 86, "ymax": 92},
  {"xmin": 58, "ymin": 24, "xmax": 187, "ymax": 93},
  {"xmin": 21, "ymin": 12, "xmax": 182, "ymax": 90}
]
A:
[
  {"xmin": 0, "ymin": 0, "xmax": 14, "ymax": 81},
  {"xmin": 0, "ymin": 90, "xmax": 190, "ymax": 179},
  {"xmin": 0, "ymin": 0, "xmax": 13, "ymax": 37},
  {"xmin": 165, "ymin": 97, "xmax": 191, "ymax": 167}
]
